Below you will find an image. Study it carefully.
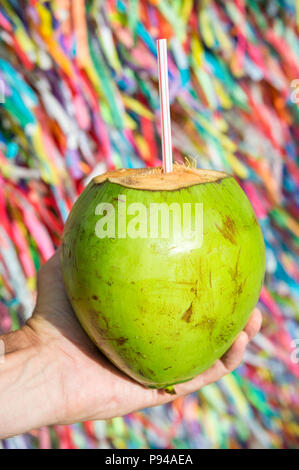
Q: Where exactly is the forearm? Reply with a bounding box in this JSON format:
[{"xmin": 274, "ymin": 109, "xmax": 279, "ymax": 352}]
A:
[{"xmin": 0, "ymin": 328, "xmax": 62, "ymax": 439}]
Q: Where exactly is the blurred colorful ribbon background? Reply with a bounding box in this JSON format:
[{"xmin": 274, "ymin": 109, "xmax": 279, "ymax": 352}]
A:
[{"xmin": 0, "ymin": 0, "xmax": 299, "ymax": 449}]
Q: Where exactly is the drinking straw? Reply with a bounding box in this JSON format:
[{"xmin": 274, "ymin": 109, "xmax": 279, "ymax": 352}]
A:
[{"xmin": 157, "ymin": 39, "xmax": 173, "ymax": 173}]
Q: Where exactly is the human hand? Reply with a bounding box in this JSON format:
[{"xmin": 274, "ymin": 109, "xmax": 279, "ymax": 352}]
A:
[{"xmin": 22, "ymin": 247, "xmax": 262, "ymax": 426}]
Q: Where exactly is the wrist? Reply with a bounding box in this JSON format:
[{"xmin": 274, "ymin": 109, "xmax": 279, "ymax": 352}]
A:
[{"xmin": 0, "ymin": 327, "xmax": 64, "ymax": 438}]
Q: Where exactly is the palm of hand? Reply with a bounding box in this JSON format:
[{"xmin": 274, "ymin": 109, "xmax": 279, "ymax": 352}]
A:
[{"xmin": 26, "ymin": 248, "xmax": 262, "ymax": 425}]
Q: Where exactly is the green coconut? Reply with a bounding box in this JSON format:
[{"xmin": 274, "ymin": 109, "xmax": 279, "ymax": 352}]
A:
[{"xmin": 61, "ymin": 166, "xmax": 265, "ymax": 391}]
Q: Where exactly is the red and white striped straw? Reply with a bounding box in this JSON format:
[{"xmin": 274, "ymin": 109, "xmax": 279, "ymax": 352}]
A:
[{"xmin": 157, "ymin": 38, "xmax": 173, "ymax": 173}]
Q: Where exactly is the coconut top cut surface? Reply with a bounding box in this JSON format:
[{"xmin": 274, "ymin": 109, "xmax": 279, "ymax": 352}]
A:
[{"xmin": 93, "ymin": 166, "xmax": 229, "ymax": 191}]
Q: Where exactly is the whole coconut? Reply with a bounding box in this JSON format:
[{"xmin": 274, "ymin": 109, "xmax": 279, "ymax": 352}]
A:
[{"xmin": 61, "ymin": 167, "xmax": 265, "ymax": 391}]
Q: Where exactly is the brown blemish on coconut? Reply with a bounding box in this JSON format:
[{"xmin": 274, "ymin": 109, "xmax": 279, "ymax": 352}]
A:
[
  {"xmin": 71, "ymin": 295, "xmax": 83, "ymax": 302},
  {"xmin": 195, "ymin": 315, "xmax": 216, "ymax": 332},
  {"xmin": 191, "ymin": 286, "xmax": 198, "ymax": 296},
  {"xmin": 235, "ymin": 278, "xmax": 246, "ymax": 296},
  {"xmin": 93, "ymin": 166, "xmax": 229, "ymax": 191},
  {"xmin": 215, "ymin": 321, "xmax": 235, "ymax": 346},
  {"xmin": 174, "ymin": 280, "xmax": 196, "ymax": 287},
  {"xmin": 115, "ymin": 336, "xmax": 128, "ymax": 346},
  {"xmin": 231, "ymin": 274, "xmax": 249, "ymax": 312},
  {"xmin": 112, "ymin": 196, "xmax": 126, "ymax": 203},
  {"xmin": 228, "ymin": 248, "xmax": 241, "ymax": 282},
  {"xmin": 209, "ymin": 271, "xmax": 212, "ymax": 288},
  {"xmin": 216, "ymin": 215, "xmax": 237, "ymax": 245},
  {"xmin": 89, "ymin": 308, "xmax": 107, "ymax": 335},
  {"xmin": 135, "ymin": 351, "xmax": 146, "ymax": 359},
  {"xmin": 88, "ymin": 310, "xmax": 115, "ymax": 341},
  {"xmin": 182, "ymin": 303, "xmax": 193, "ymax": 323},
  {"xmin": 138, "ymin": 369, "xmax": 146, "ymax": 378},
  {"xmin": 234, "ymin": 249, "xmax": 241, "ymax": 279},
  {"xmin": 101, "ymin": 316, "xmax": 109, "ymax": 331},
  {"xmin": 231, "ymin": 299, "xmax": 238, "ymax": 315},
  {"xmin": 92, "ymin": 295, "xmax": 98, "ymax": 300}
]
